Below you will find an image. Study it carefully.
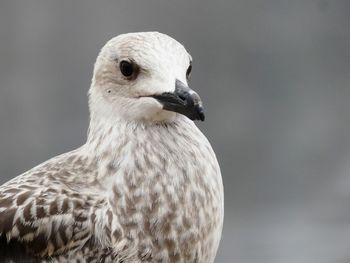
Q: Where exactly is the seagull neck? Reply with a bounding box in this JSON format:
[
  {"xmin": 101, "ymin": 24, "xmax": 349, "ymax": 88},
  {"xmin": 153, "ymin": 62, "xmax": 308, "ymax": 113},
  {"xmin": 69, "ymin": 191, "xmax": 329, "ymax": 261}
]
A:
[
  {"xmin": 85, "ymin": 113, "xmax": 194, "ymax": 158},
  {"xmin": 86, "ymin": 115, "xmax": 130, "ymax": 154}
]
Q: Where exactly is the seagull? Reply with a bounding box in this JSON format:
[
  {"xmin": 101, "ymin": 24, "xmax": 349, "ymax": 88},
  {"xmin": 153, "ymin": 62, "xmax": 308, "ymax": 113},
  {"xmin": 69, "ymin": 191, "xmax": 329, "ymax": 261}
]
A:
[{"xmin": 0, "ymin": 32, "xmax": 224, "ymax": 263}]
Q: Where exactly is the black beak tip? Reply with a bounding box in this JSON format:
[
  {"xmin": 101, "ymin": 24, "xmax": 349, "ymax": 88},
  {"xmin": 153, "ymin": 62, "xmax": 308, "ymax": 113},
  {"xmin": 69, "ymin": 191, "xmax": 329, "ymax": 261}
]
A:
[{"xmin": 197, "ymin": 106, "xmax": 205, "ymax": 121}]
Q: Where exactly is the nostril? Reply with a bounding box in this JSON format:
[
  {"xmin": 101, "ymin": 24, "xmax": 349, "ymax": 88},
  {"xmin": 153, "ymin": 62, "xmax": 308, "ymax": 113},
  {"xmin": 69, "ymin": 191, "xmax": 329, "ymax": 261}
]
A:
[{"xmin": 179, "ymin": 94, "xmax": 187, "ymax": 102}]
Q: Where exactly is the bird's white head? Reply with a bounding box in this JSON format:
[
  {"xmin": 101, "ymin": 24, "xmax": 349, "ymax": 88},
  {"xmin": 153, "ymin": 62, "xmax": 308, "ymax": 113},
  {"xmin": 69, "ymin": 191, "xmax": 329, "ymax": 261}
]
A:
[{"xmin": 88, "ymin": 32, "xmax": 204, "ymax": 124}]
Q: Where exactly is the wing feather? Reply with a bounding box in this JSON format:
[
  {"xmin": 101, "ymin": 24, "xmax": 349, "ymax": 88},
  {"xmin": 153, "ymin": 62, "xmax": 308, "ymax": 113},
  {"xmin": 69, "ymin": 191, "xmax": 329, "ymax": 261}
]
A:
[{"xmin": 0, "ymin": 171, "xmax": 105, "ymax": 260}]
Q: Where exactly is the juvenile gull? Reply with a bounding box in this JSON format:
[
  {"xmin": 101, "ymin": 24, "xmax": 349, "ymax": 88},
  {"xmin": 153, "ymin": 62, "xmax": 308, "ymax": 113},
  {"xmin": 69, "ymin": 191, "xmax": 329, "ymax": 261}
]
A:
[{"xmin": 0, "ymin": 32, "xmax": 224, "ymax": 263}]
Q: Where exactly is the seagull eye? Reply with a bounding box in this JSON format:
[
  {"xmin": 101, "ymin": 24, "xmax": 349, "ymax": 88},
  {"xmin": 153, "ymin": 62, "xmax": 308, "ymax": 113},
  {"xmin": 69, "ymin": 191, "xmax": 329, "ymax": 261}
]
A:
[
  {"xmin": 119, "ymin": 61, "xmax": 134, "ymax": 78},
  {"xmin": 186, "ymin": 63, "xmax": 192, "ymax": 79}
]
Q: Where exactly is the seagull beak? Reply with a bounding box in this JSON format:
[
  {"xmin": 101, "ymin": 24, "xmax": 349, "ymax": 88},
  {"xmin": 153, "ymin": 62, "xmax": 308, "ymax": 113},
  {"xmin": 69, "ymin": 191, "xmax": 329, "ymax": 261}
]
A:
[{"xmin": 151, "ymin": 79, "xmax": 205, "ymax": 121}]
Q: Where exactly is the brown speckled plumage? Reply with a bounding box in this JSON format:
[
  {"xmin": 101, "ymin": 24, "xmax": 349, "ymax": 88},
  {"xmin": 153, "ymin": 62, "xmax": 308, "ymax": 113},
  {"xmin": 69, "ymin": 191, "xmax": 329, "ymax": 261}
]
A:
[{"xmin": 0, "ymin": 32, "xmax": 224, "ymax": 263}]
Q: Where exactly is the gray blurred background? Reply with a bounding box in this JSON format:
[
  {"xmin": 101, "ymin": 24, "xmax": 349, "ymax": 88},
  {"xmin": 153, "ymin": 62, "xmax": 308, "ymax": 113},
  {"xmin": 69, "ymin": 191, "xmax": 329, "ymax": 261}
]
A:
[{"xmin": 1, "ymin": 0, "xmax": 350, "ymax": 262}]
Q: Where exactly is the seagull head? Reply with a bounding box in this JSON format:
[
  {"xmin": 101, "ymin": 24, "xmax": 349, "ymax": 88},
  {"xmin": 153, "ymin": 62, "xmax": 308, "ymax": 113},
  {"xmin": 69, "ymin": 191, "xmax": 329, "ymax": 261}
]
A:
[{"xmin": 89, "ymin": 32, "xmax": 204, "ymax": 123}]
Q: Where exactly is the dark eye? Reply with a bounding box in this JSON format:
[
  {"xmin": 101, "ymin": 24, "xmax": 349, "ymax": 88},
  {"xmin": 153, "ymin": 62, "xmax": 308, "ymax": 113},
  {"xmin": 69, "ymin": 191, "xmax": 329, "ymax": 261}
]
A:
[
  {"xmin": 119, "ymin": 61, "xmax": 134, "ymax": 77},
  {"xmin": 186, "ymin": 62, "xmax": 192, "ymax": 79}
]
